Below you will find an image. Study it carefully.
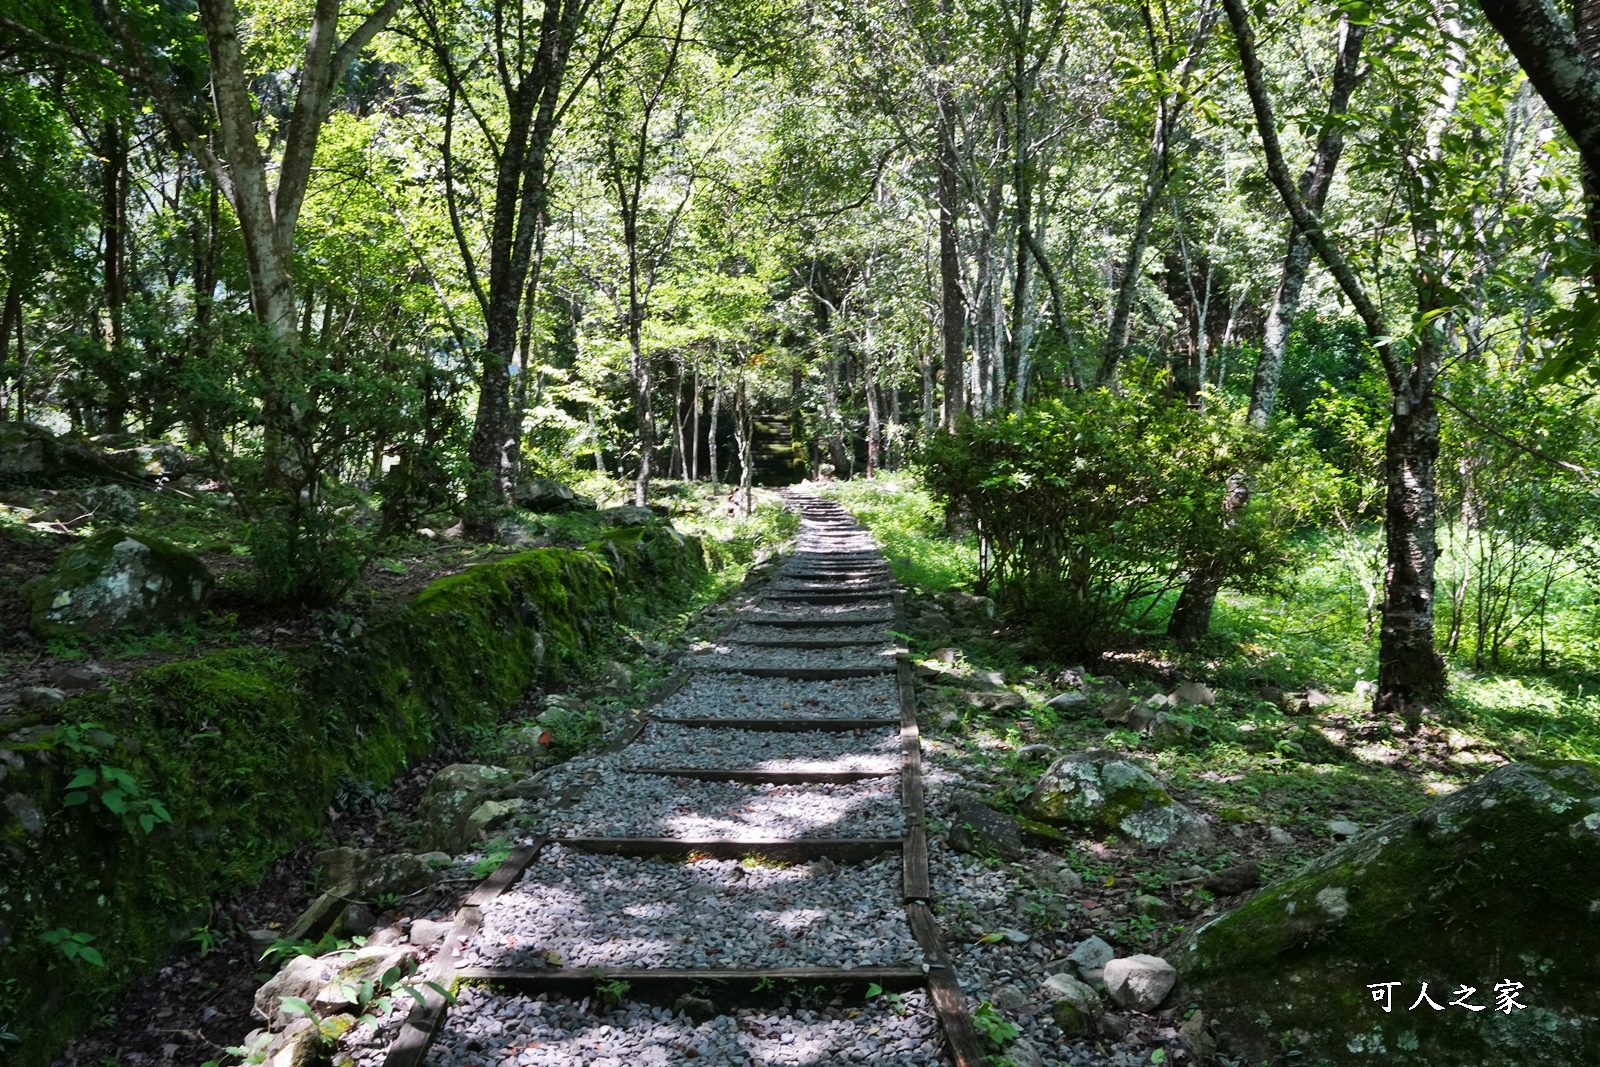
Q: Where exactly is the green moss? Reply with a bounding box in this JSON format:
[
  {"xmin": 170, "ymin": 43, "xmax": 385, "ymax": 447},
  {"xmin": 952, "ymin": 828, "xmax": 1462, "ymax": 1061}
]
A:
[
  {"xmin": 0, "ymin": 526, "xmax": 705, "ymax": 1064},
  {"xmin": 1175, "ymin": 761, "xmax": 1600, "ymax": 1065}
]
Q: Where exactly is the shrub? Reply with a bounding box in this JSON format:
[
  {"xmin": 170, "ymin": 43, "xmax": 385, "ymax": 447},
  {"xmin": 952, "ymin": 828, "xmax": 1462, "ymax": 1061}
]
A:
[{"xmin": 924, "ymin": 387, "xmax": 1327, "ymax": 659}]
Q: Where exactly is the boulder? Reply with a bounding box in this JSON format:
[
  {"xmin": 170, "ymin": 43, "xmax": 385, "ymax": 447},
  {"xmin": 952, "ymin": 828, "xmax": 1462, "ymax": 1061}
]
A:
[
  {"xmin": 946, "ymin": 797, "xmax": 1025, "ymax": 861},
  {"xmin": 27, "ymin": 529, "xmax": 213, "ymax": 637},
  {"xmin": 312, "ymin": 847, "xmax": 440, "ymax": 899},
  {"xmin": 1045, "ymin": 690, "xmax": 1090, "ymax": 712},
  {"xmin": 966, "ymin": 690, "xmax": 1027, "ymax": 712},
  {"xmin": 1104, "ymin": 954, "xmax": 1177, "ymax": 1012},
  {"xmin": 1066, "ymin": 935, "xmax": 1116, "ymax": 979},
  {"xmin": 47, "ymin": 663, "xmax": 108, "ymax": 690},
  {"xmin": 511, "ymin": 477, "xmax": 596, "ymax": 512},
  {"xmin": 1022, "ymin": 751, "xmax": 1211, "ymax": 848},
  {"xmin": 1174, "ymin": 761, "xmax": 1600, "ymax": 1066},
  {"xmin": 1171, "ymin": 681, "xmax": 1216, "ymax": 707},
  {"xmin": 417, "ymin": 764, "xmax": 516, "ymax": 854},
  {"xmin": 1043, "ymin": 973, "xmax": 1102, "ymax": 1027},
  {"xmin": 595, "ymin": 505, "xmax": 656, "ymax": 527},
  {"xmin": 253, "ymin": 954, "xmax": 338, "ymax": 1028},
  {"xmin": 408, "ymin": 918, "xmax": 454, "ymax": 947}
]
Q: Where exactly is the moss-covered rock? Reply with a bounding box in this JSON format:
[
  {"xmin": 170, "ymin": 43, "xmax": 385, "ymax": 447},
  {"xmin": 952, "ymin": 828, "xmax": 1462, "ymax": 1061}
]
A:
[
  {"xmin": 1173, "ymin": 761, "xmax": 1600, "ymax": 1066},
  {"xmin": 1022, "ymin": 750, "xmax": 1210, "ymax": 848},
  {"xmin": 27, "ymin": 528, "xmax": 213, "ymax": 637}
]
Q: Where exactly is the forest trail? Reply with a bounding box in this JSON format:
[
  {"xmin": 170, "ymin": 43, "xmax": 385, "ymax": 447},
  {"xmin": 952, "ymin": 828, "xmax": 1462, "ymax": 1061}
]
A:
[{"xmin": 371, "ymin": 493, "xmax": 982, "ymax": 1067}]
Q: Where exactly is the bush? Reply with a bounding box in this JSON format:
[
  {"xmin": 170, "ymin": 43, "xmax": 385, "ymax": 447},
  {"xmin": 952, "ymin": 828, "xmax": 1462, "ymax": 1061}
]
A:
[{"xmin": 925, "ymin": 387, "xmax": 1327, "ymax": 659}]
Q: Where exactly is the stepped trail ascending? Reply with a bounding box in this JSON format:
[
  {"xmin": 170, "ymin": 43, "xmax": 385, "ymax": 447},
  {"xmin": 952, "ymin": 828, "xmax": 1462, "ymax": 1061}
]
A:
[{"xmin": 365, "ymin": 491, "xmax": 985, "ymax": 1067}]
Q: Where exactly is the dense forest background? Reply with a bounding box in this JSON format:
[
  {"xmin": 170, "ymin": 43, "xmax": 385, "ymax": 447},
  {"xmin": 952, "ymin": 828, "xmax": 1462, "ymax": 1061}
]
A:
[{"xmin": 4, "ymin": 0, "xmax": 1600, "ymax": 725}]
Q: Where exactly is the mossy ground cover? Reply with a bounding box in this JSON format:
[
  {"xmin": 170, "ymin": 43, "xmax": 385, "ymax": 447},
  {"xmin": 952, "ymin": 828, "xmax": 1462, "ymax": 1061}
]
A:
[{"xmin": 0, "ymin": 481, "xmax": 795, "ymax": 1065}]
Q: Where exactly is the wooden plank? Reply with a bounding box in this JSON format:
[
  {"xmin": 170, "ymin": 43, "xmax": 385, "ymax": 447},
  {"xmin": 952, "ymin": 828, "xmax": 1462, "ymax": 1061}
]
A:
[
  {"xmin": 729, "ymin": 638, "xmax": 902, "ymax": 650},
  {"xmin": 453, "ymin": 964, "xmax": 928, "ymax": 995},
  {"xmin": 737, "ymin": 615, "xmax": 895, "ymax": 628},
  {"xmin": 762, "ymin": 592, "xmax": 895, "ymax": 605},
  {"xmin": 905, "ymin": 903, "xmax": 988, "ymax": 1067},
  {"xmin": 697, "ymin": 665, "xmax": 895, "ymax": 679},
  {"xmin": 555, "ymin": 836, "xmax": 903, "ymax": 861},
  {"xmin": 621, "ymin": 765, "xmax": 894, "ymax": 784},
  {"xmin": 651, "ymin": 716, "xmax": 900, "ymax": 732},
  {"xmin": 384, "ymin": 841, "xmax": 545, "ymax": 1067}
]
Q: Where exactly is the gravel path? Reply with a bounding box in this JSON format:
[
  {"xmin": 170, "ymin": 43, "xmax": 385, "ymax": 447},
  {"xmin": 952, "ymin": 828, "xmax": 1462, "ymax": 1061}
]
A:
[
  {"xmin": 461, "ymin": 846, "xmax": 920, "ymax": 970},
  {"xmin": 398, "ymin": 494, "xmax": 972, "ymax": 1067},
  {"xmin": 423, "ymin": 989, "xmax": 945, "ymax": 1067},
  {"xmin": 650, "ymin": 672, "xmax": 900, "ymax": 720},
  {"xmin": 542, "ymin": 771, "xmax": 906, "ymax": 839}
]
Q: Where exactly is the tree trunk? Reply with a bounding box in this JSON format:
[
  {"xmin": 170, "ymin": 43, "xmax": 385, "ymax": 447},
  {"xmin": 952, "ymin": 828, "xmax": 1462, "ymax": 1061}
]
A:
[
  {"xmin": 1096, "ymin": 0, "xmax": 1216, "ymax": 386},
  {"xmin": 1377, "ymin": 388, "xmax": 1448, "ymax": 715},
  {"xmin": 864, "ymin": 358, "xmax": 880, "ymax": 477},
  {"xmin": 708, "ymin": 365, "xmax": 721, "ymax": 487},
  {"xmin": 99, "ymin": 117, "xmax": 130, "ymax": 433},
  {"xmin": 1168, "ymin": 16, "xmax": 1365, "ymax": 643}
]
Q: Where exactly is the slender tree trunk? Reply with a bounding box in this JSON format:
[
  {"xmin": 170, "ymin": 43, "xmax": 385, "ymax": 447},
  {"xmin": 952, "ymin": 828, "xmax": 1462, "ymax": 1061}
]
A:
[
  {"xmin": 100, "ymin": 118, "xmax": 130, "ymax": 433},
  {"xmin": 708, "ymin": 365, "xmax": 721, "ymax": 487},
  {"xmin": 1378, "ymin": 381, "xmax": 1448, "ymax": 715},
  {"xmin": 864, "ymin": 358, "xmax": 880, "ymax": 478},
  {"xmin": 1168, "ymin": 17, "xmax": 1365, "ymax": 642},
  {"xmin": 936, "ymin": 14, "xmax": 965, "ymax": 429},
  {"xmin": 1096, "ymin": 1, "xmax": 1216, "ymax": 385}
]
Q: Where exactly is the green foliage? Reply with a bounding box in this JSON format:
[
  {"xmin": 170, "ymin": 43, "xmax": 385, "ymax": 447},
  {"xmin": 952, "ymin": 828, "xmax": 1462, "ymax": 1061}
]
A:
[
  {"xmin": 971, "ymin": 1000, "xmax": 1019, "ymax": 1049},
  {"xmin": 925, "ymin": 387, "xmax": 1331, "ymax": 659},
  {"xmin": 38, "ymin": 929, "xmax": 105, "ymax": 968}
]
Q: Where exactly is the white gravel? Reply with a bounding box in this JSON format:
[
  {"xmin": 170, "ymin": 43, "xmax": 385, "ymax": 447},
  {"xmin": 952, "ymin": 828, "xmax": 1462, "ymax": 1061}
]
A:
[
  {"xmin": 681, "ymin": 639, "xmax": 899, "ymax": 672},
  {"xmin": 650, "ymin": 672, "xmax": 900, "ymax": 720},
  {"xmin": 619, "ymin": 724, "xmax": 902, "ymax": 773},
  {"xmin": 421, "ymin": 989, "xmax": 947, "ymax": 1066},
  {"xmin": 459, "ymin": 846, "xmax": 921, "ymax": 970},
  {"xmin": 543, "ymin": 772, "xmax": 906, "ymax": 840}
]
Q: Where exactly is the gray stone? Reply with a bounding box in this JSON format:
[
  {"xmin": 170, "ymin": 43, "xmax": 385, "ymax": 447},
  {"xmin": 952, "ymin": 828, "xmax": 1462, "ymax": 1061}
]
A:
[
  {"xmin": 1305, "ymin": 688, "xmax": 1335, "ymax": 708},
  {"xmin": 1175, "ymin": 761, "xmax": 1600, "ymax": 1066},
  {"xmin": 1022, "ymin": 750, "xmax": 1211, "ymax": 848},
  {"xmin": 253, "ymin": 954, "xmax": 338, "ymax": 1028},
  {"xmin": 674, "ymin": 993, "xmax": 718, "ymax": 1022},
  {"xmin": 1017, "ymin": 743, "xmax": 1057, "ymax": 762},
  {"xmin": 1067, "ymin": 935, "xmax": 1116, "ymax": 976},
  {"xmin": 1131, "ymin": 894, "xmax": 1173, "ymax": 919},
  {"xmin": 1007, "ymin": 1037, "xmax": 1045, "ymax": 1067},
  {"xmin": 1098, "ymin": 1013, "xmax": 1130, "ymax": 1038},
  {"xmin": 596, "ymin": 505, "xmax": 657, "ymax": 527},
  {"xmin": 1327, "ymin": 819, "xmax": 1360, "ymax": 838},
  {"xmin": 19, "ymin": 686, "xmax": 66, "ymax": 708},
  {"xmin": 1180, "ymin": 1009, "xmax": 1217, "ymax": 1059},
  {"xmin": 594, "ymin": 660, "xmax": 631, "ymax": 693},
  {"xmin": 989, "ymin": 982, "xmax": 1029, "ymax": 1013},
  {"xmin": 408, "ymin": 918, "xmax": 454, "ymax": 947},
  {"xmin": 27, "ymin": 529, "xmax": 213, "ymax": 637},
  {"xmin": 1042, "ymin": 973, "xmax": 1102, "ymax": 1015},
  {"xmin": 966, "ymin": 690, "xmax": 1027, "ymax": 712},
  {"xmin": 511, "ymin": 477, "xmax": 596, "ymax": 513},
  {"xmin": 1051, "ymin": 999, "xmax": 1093, "ymax": 1036},
  {"xmin": 1171, "ymin": 681, "xmax": 1216, "ymax": 706},
  {"xmin": 1097, "ymin": 692, "xmax": 1134, "ymax": 722},
  {"xmin": 1103, "ymin": 954, "xmax": 1176, "ymax": 1012},
  {"xmin": 4, "ymin": 792, "xmax": 44, "ymax": 835},
  {"xmin": 1045, "ymin": 690, "xmax": 1090, "ymax": 711},
  {"xmin": 341, "ymin": 903, "xmax": 377, "ymax": 937},
  {"xmin": 1353, "ymin": 679, "xmax": 1378, "ymax": 700},
  {"xmin": 47, "ymin": 663, "xmax": 108, "ymax": 690},
  {"xmin": 998, "ymin": 927, "xmax": 1031, "ymax": 944},
  {"xmin": 417, "ymin": 764, "xmax": 516, "ymax": 854},
  {"xmin": 947, "ymin": 797, "xmax": 1024, "ymax": 861},
  {"xmin": 1025, "ymin": 860, "xmax": 1083, "ymax": 896},
  {"xmin": 1266, "ymin": 825, "xmax": 1296, "ymax": 846}
]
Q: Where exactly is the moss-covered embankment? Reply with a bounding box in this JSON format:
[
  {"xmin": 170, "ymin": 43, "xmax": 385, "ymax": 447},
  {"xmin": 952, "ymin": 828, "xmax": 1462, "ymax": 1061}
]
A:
[{"xmin": 0, "ymin": 526, "xmax": 705, "ymax": 1063}]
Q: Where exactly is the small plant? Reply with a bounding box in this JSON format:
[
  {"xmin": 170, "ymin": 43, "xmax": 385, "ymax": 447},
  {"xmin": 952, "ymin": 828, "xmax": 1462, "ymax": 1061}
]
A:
[
  {"xmin": 592, "ymin": 969, "xmax": 631, "ymax": 1007},
  {"xmin": 864, "ymin": 982, "xmax": 907, "ymax": 1015},
  {"xmin": 971, "ymin": 1000, "xmax": 1018, "ymax": 1049},
  {"xmin": 470, "ymin": 844, "xmax": 513, "ymax": 879},
  {"xmin": 0, "ymin": 1022, "xmax": 22, "ymax": 1045},
  {"xmin": 41, "ymin": 928, "xmax": 106, "ymax": 967},
  {"xmin": 190, "ymin": 924, "xmax": 224, "ymax": 955}
]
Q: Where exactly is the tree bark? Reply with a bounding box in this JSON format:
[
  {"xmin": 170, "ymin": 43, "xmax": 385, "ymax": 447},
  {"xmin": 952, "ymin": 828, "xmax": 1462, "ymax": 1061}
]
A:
[
  {"xmin": 938, "ymin": 87, "xmax": 966, "ymax": 429},
  {"xmin": 1167, "ymin": 18, "xmax": 1365, "ymax": 642},
  {"xmin": 1095, "ymin": 0, "xmax": 1216, "ymax": 386}
]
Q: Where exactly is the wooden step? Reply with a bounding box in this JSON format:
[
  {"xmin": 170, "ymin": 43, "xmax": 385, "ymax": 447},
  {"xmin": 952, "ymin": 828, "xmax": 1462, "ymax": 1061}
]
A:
[
  {"xmin": 453, "ymin": 964, "xmax": 927, "ymax": 996},
  {"xmin": 651, "ymin": 716, "xmax": 898, "ymax": 732},
  {"xmin": 622, "ymin": 765, "xmax": 895, "ymax": 784}
]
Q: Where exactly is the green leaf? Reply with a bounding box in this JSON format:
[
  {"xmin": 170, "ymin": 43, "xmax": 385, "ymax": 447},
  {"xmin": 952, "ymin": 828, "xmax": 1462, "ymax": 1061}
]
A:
[
  {"xmin": 865, "ymin": 982, "xmax": 884, "ymax": 999},
  {"xmin": 66, "ymin": 768, "xmax": 98, "ymax": 790},
  {"xmin": 63, "ymin": 791, "xmax": 89, "ymax": 807},
  {"xmin": 976, "ymin": 931, "xmax": 1005, "ymax": 945},
  {"xmin": 1151, "ymin": 1049, "xmax": 1167, "ymax": 1064},
  {"xmin": 100, "ymin": 789, "xmax": 128, "ymax": 815},
  {"xmin": 279, "ymin": 996, "xmax": 314, "ymax": 1018},
  {"xmin": 77, "ymin": 945, "xmax": 106, "ymax": 967}
]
